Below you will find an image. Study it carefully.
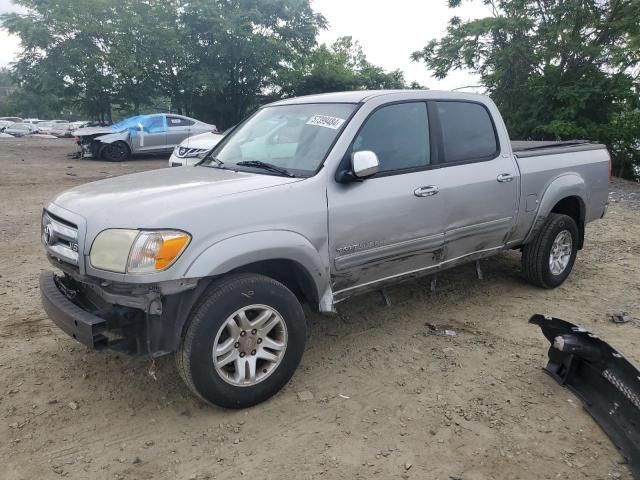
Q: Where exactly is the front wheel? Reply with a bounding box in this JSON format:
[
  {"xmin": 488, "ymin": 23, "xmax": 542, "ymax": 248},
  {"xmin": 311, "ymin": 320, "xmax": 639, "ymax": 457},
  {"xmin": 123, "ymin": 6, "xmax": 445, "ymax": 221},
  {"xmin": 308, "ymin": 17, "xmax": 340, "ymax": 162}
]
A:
[
  {"xmin": 176, "ymin": 274, "xmax": 307, "ymax": 408},
  {"xmin": 521, "ymin": 213, "xmax": 579, "ymax": 288},
  {"xmin": 101, "ymin": 141, "xmax": 130, "ymax": 161}
]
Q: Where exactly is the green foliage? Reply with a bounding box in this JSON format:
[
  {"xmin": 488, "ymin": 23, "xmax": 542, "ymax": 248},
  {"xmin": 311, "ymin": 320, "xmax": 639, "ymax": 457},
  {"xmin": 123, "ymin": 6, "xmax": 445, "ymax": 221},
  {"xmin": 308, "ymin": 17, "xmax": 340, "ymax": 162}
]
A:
[
  {"xmin": 1, "ymin": 1, "xmax": 416, "ymax": 127},
  {"xmin": 280, "ymin": 36, "xmax": 413, "ymax": 97},
  {"xmin": 1, "ymin": 0, "xmax": 326, "ymax": 126},
  {"xmin": 412, "ymin": 0, "xmax": 640, "ymax": 178}
]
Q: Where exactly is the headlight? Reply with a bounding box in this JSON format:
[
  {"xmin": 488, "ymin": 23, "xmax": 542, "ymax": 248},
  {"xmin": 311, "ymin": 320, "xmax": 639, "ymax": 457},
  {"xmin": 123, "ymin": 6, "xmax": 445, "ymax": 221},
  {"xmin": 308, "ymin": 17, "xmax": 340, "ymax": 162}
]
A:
[{"xmin": 90, "ymin": 229, "xmax": 190, "ymax": 274}]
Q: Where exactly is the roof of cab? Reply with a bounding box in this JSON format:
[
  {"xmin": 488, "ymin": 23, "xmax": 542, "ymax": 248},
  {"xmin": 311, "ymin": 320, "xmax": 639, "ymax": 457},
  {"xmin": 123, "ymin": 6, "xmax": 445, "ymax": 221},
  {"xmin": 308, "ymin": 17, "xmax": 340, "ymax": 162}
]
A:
[{"xmin": 268, "ymin": 89, "xmax": 490, "ymax": 106}]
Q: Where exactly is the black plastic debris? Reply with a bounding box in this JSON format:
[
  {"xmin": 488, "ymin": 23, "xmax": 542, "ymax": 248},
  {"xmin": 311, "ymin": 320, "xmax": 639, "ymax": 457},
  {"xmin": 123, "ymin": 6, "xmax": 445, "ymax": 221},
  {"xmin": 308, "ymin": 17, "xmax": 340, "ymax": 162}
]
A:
[{"xmin": 530, "ymin": 314, "xmax": 640, "ymax": 479}]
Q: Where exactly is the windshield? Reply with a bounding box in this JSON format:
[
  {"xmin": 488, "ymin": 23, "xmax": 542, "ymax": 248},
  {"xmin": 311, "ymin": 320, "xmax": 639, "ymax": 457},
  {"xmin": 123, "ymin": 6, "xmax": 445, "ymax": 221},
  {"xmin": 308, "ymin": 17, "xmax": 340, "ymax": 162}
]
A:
[{"xmin": 202, "ymin": 103, "xmax": 356, "ymax": 177}]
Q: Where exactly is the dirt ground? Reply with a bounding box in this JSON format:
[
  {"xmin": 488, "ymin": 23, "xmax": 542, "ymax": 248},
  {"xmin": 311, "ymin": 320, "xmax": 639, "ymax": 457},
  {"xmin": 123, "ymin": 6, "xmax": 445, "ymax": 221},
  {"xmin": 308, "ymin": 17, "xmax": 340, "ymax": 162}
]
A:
[{"xmin": 1, "ymin": 137, "xmax": 639, "ymax": 480}]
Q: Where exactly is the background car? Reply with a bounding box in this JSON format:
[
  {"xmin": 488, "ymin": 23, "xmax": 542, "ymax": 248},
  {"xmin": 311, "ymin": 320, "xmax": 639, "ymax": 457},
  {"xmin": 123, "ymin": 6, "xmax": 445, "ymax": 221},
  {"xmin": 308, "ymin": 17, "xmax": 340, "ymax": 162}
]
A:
[
  {"xmin": 35, "ymin": 122, "xmax": 55, "ymax": 133},
  {"xmin": 2, "ymin": 122, "xmax": 39, "ymax": 137},
  {"xmin": 168, "ymin": 131, "xmax": 224, "ymax": 166},
  {"xmin": 50, "ymin": 123, "xmax": 73, "ymax": 138},
  {"xmin": 74, "ymin": 113, "xmax": 216, "ymax": 161}
]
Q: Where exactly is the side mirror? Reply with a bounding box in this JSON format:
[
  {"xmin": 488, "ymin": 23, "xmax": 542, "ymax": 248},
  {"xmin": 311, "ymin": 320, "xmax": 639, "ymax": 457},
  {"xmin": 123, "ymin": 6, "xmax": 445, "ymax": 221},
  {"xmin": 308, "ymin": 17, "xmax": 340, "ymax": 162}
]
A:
[{"xmin": 352, "ymin": 150, "xmax": 379, "ymax": 179}]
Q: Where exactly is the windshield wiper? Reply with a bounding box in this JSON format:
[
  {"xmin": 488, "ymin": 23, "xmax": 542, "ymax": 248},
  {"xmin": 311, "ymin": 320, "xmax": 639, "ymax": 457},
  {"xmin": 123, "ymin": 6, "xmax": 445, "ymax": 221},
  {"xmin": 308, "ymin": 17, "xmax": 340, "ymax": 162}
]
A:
[
  {"xmin": 201, "ymin": 149, "xmax": 225, "ymax": 168},
  {"xmin": 235, "ymin": 160, "xmax": 295, "ymax": 177}
]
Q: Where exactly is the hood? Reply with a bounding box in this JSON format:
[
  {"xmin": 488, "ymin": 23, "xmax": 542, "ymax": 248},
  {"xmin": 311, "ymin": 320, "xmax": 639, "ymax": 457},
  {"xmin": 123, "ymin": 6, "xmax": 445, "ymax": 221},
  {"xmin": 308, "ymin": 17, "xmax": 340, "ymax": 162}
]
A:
[
  {"xmin": 73, "ymin": 126, "xmax": 114, "ymax": 137},
  {"xmin": 51, "ymin": 165, "xmax": 301, "ymax": 228},
  {"xmin": 180, "ymin": 132, "xmax": 223, "ymax": 149}
]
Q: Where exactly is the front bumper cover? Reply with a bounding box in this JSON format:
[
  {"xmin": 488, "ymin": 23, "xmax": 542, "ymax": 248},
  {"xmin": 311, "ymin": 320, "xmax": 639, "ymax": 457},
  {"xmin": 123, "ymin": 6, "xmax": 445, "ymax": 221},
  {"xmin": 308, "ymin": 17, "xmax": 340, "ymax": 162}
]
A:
[{"xmin": 530, "ymin": 314, "xmax": 640, "ymax": 479}]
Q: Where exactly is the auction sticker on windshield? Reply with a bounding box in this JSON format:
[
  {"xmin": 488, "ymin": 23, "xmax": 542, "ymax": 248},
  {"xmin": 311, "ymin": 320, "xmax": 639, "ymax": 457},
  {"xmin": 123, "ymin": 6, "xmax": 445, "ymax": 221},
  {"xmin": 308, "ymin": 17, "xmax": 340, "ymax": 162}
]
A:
[{"xmin": 306, "ymin": 115, "xmax": 345, "ymax": 130}]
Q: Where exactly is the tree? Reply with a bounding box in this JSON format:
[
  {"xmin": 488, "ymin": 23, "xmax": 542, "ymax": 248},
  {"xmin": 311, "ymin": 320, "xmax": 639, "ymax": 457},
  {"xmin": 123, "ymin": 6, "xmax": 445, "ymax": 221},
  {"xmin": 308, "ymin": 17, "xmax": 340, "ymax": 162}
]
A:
[
  {"xmin": 1, "ymin": 0, "xmax": 326, "ymax": 126},
  {"xmin": 179, "ymin": 0, "xmax": 326, "ymax": 127},
  {"xmin": 280, "ymin": 36, "xmax": 412, "ymax": 97},
  {"xmin": 412, "ymin": 0, "xmax": 640, "ymax": 178}
]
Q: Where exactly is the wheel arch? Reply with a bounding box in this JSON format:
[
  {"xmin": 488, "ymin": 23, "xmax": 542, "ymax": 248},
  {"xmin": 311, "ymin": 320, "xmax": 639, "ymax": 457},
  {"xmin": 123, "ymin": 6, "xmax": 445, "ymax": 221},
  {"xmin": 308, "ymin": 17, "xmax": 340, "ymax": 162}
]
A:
[
  {"xmin": 550, "ymin": 195, "xmax": 586, "ymax": 248},
  {"xmin": 184, "ymin": 231, "xmax": 333, "ymax": 313},
  {"xmin": 523, "ymin": 174, "xmax": 588, "ymax": 248}
]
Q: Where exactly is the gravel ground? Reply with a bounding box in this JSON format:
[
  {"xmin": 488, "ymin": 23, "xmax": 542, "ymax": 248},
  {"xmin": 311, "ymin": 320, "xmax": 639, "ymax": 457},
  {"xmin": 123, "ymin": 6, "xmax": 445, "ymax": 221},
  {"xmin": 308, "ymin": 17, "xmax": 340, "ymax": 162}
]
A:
[{"xmin": 0, "ymin": 137, "xmax": 639, "ymax": 480}]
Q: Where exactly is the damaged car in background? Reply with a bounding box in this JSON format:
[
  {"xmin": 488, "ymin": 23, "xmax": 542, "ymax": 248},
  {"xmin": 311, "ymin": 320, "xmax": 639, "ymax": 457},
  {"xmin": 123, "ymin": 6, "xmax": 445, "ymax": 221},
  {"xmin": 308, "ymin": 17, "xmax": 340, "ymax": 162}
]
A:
[{"xmin": 73, "ymin": 113, "xmax": 216, "ymax": 161}]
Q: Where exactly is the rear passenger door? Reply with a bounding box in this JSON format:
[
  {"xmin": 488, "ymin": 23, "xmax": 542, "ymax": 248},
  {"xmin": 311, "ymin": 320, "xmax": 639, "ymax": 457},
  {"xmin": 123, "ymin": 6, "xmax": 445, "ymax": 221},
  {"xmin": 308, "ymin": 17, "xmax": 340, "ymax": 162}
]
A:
[
  {"xmin": 432, "ymin": 101, "xmax": 519, "ymax": 261},
  {"xmin": 166, "ymin": 116, "xmax": 195, "ymax": 149}
]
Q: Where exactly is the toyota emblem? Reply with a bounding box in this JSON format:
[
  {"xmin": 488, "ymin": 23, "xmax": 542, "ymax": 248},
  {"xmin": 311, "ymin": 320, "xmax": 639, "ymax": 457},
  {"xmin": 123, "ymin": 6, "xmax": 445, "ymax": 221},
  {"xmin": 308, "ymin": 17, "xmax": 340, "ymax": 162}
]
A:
[{"xmin": 43, "ymin": 223, "xmax": 54, "ymax": 246}]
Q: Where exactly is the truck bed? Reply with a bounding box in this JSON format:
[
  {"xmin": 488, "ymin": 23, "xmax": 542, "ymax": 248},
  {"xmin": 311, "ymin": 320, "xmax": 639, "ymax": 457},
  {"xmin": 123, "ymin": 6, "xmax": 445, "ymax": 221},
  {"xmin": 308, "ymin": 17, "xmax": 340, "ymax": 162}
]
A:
[{"xmin": 511, "ymin": 140, "xmax": 607, "ymax": 158}]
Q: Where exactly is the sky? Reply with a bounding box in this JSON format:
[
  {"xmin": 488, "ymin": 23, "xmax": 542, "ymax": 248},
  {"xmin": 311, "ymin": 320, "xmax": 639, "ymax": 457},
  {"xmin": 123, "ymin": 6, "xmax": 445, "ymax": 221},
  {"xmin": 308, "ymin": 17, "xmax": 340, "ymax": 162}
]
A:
[{"xmin": 0, "ymin": 0, "xmax": 489, "ymax": 91}]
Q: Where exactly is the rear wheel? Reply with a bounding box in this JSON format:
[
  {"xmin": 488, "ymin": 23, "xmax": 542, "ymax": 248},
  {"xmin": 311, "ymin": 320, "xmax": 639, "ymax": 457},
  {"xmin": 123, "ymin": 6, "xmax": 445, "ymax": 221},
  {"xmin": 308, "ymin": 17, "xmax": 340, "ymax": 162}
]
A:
[
  {"xmin": 101, "ymin": 141, "xmax": 130, "ymax": 161},
  {"xmin": 522, "ymin": 213, "xmax": 579, "ymax": 288},
  {"xmin": 176, "ymin": 274, "xmax": 306, "ymax": 408}
]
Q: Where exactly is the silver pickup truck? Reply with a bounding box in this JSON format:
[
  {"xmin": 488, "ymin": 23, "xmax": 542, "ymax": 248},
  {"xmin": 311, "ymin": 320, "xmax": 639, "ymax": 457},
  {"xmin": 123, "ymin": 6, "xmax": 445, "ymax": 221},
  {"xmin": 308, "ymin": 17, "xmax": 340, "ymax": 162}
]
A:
[{"xmin": 40, "ymin": 90, "xmax": 610, "ymax": 408}]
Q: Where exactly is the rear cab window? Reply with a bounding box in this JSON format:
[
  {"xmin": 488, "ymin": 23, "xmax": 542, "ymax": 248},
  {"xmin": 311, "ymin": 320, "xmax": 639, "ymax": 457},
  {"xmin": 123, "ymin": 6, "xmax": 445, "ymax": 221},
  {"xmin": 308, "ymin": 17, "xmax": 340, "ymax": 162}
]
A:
[{"xmin": 435, "ymin": 101, "xmax": 499, "ymax": 164}]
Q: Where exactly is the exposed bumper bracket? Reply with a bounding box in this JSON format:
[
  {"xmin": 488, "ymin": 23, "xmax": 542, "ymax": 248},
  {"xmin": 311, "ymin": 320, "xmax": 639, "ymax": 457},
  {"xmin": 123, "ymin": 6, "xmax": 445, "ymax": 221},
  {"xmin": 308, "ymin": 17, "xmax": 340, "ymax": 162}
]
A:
[{"xmin": 40, "ymin": 271, "xmax": 108, "ymax": 349}]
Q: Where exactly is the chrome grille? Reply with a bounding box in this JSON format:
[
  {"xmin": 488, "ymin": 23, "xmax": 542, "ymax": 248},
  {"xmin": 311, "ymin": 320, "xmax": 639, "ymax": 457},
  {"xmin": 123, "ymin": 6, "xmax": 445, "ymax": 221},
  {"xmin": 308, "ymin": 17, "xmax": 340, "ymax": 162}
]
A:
[
  {"xmin": 42, "ymin": 211, "xmax": 80, "ymax": 266},
  {"xmin": 175, "ymin": 146, "xmax": 207, "ymax": 158}
]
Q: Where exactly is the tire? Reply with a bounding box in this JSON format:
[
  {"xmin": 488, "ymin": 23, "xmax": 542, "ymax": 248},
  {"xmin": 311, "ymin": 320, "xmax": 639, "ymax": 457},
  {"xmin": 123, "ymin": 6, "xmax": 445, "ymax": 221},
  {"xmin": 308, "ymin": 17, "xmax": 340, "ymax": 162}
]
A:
[
  {"xmin": 522, "ymin": 213, "xmax": 579, "ymax": 288},
  {"xmin": 176, "ymin": 273, "xmax": 307, "ymax": 408},
  {"xmin": 101, "ymin": 141, "xmax": 130, "ymax": 161}
]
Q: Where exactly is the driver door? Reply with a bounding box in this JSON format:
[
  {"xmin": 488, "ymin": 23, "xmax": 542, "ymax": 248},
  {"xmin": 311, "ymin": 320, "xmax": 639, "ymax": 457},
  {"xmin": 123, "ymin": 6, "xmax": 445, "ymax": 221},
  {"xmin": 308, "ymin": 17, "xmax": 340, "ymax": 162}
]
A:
[{"xmin": 327, "ymin": 102, "xmax": 446, "ymax": 294}]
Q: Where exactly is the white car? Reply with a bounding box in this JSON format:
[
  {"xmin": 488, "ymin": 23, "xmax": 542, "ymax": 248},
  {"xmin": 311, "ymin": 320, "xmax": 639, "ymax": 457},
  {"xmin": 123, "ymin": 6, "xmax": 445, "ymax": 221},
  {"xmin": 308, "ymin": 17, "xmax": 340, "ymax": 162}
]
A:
[{"xmin": 168, "ymin": 131, "xmax": 224, "ymax": 167}]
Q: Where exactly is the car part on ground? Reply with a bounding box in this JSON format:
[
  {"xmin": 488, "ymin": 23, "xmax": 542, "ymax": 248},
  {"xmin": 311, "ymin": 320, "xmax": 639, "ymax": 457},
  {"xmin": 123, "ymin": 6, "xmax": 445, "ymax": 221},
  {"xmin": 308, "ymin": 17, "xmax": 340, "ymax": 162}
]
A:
[
  {"xmin": 530, "ymin": 314, "xmax": 640, "ymax": 479},
  {"xmin": 74, "ymin": 113, "xmax": 216, "ymax": 161}
]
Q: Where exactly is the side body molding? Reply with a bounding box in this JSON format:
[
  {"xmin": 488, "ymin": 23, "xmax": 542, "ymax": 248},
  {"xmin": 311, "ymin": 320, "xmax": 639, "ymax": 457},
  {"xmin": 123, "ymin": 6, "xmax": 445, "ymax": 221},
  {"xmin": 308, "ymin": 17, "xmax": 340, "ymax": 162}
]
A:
[
  {"xmin": 523, "ymin": 173, "xmax": 587, "ymax": 245},
  {"xmin": 184, "ymin": 230, "xmax": 334, "ymax": 312}
]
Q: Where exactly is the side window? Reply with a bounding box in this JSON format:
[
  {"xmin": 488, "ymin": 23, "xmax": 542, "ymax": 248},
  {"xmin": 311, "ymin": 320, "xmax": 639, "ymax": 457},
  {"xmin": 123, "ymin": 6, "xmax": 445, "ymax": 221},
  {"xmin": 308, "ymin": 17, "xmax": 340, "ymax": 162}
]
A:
[
  {"xmin": 167, "ymin": 116, "xmax": 195, "ymax": 127},
  {"xmin": 354, "ymin": 102, "xmax": 429, "ymax": 173},
  {"xmin": 436, "ymin": 101, "xmax": 498, "ymax": 163}
]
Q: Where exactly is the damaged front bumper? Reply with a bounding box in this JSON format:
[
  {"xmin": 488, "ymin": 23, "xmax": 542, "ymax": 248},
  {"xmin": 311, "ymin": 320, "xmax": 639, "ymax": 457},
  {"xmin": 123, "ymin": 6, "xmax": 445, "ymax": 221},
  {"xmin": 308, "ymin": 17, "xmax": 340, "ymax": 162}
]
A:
[
  {"xmin": 77, "ymin": 139, "xmax": 96, "ymax": 159},
  {"xmin": 530, "ymin": 314, "xmax": 640, "ymax": 478},
  {"xmin": 40, "ymin": 270, "xmax": 203, "ymax": 357}
]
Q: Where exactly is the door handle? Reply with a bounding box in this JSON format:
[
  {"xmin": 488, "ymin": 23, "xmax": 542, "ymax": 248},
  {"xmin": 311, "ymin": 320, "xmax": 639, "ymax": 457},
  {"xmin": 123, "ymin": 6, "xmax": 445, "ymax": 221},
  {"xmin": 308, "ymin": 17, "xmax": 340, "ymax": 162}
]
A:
[
  {"xmin": 497, "ymin": 173, "xmax": 514, "ymax": 183},
  {"xmin": 414, "ymin": 185, "xmax": 439, "ymax": 197}
]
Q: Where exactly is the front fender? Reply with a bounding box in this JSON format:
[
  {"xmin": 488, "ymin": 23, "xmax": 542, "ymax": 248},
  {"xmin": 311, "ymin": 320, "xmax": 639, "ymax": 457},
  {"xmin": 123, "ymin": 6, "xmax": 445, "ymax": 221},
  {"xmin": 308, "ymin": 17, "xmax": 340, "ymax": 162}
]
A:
[
  {"xmin": 184, "ymin": 230, "xmax": 333, "ymax": 312},
  {"xmin": 523, "ymin": 173, "xmax": 587, "ymax": 244},
  {"xmin": 94, "ymin": 131, "xmax": 130, "ymax": 144}
]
